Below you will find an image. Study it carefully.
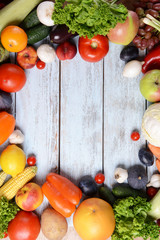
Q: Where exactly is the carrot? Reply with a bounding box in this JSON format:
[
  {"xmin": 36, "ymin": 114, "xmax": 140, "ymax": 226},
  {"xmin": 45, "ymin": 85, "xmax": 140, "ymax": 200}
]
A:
[
  {"xmin": 42, "ymin": 181, "xmax": 75, "ymax": 218},
  {"xmin": 46, "ymin": 172, "xmax": 82, "ymax": 205},
  {"xmin": 156, "ymin": 159, "xmax": 160, "ymax": 173},
  {"xmin": 148, "ymin": 143, "xmax": 160, "ymax": 160}
]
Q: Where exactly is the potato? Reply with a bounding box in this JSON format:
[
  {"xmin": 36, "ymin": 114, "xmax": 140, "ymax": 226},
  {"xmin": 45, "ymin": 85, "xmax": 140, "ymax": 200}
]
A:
[{"xmin": 41, "ymin": 208, "xmax": 68, "ymax": 240}]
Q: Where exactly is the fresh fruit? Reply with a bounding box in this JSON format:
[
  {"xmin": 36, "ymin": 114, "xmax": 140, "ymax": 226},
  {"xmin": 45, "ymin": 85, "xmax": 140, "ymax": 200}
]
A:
[
  {"xmin": 73, "ymin": 198, "xmax": 115, "ymax": 240},
  {"xmin": 26, "ymin": 24, "xmax": 50, "ymax": 45},
  {"xmin": 131, "ymin": 131, "xmax": 140, "ymax": 141},
  {"xmin": 138, "ymin": 148, "xmax": 154, "ymax": 166},
  {"xmin": 27, "ymin": 156, "xmax": 36, "ymax": 166},
  {"xmin": 37, "ymin": 44, "xmax": 56, "ymax": 63},
  {"xmin": 8, "ymin": 210, "xmax": 41, "ymax": 240},
  {"xmin": 107, "ymin": 11, "xmax": 139, "ymax": 45},
  {"xmin": 17, "ymin": 46, "xmax": 38, "ymax": 69},
  {"xmin": 0, "ymin": 144, "xmax": 26, "ymax": 177},
  {"xmin": 20, "ymin": 9, "xmax": 40, "ymax": 29},
  {"xmin": 147, "ymin": 187, "xmax": 158, "ymax": 199},
  {"xmin": 120, "ymin": 46, "xmax": 139, "ymax": 62},
  {"xmin": 0, "ymin": 63, "xmax": 26, "ymax": 92},
  {"xmin": 0, "ymin": 90, "xmax": 12, "ymax": 110},
  {"xmin": 1, "ymin": 26, "xmax": 27, "ymax": 52},
  {"xmin": 78, "ymin": 175, "xmax": 98, "ymax": 196},
  {"xmin": 41, "ymin": 208, "xmax": 68, "ymax": 240},
  {"xmin": 36, "ymin": 60, "xmax": 46, "ymax": 69},
  {"xmin": 56, "ymin": 41, "xmax": 77, "ymax": 60},
  {"xmin": 127, "ymin": 165, "xmax": 148, "ymax": 190},
  {"xmin": 95, "ymin": 173, "xmax": 105, "ymax": 184},
  {"xmin": 37, "ymin": 1, "xmax": 55, "ymax": 26},
  {"xmin": 140, "ymin": 70, "xmax": 160, "ymax": 102},
  {"xmin": 0, "ymin": 111, "xmax": 15, "ymax": 145},
  {"xmin": 78, "ymin": 35, "xmax": 109, "ymax": 62},
  {"xmin": 15, "ymin": 182, "xmax": 43, "ymax": 211},
  {"xmin": 99, "ymin": 186, "xmax": 116, "ymax": 206}
]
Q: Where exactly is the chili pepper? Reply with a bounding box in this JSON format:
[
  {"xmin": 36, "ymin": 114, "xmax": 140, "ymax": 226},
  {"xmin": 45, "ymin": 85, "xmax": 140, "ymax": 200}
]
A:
[
  {"xmin": 46, "ymin": 172, "xmax": 82, "ymax": 205},
  {"xmin": 142, "ymin": 45, "xmax": 160, "ymax": 74}
]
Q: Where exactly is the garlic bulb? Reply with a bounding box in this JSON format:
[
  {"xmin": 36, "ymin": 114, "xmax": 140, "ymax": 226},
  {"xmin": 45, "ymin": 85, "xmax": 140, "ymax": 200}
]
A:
[
  {"xmin": 123, "ymin": 60, "xmax": 144, "ymax": 78},
  {"xmin": 114, "ymin": 168, "xmax": 128, "ymax": 183},
  {"xmin": 9, "ymin": 129, "xmax": 24, "ymax": 144},
  {"xmin": 147, "ymin": 174, "xmax": 160, "ymax": 188}
]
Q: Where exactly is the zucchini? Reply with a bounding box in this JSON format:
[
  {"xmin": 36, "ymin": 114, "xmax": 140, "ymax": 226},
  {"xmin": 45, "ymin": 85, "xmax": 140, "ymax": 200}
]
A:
[
  {"xmin": 20, "ymin": 9, "xmax": 40, "ymax": 29},
  {"xmin": 112, "ymin": 184, "xmax": 147, "ymax": 198},
  {"xmin": 0, "ymin": 0, "xmax": 43, "ymax": 32},
  {"xmin": 99, "ymin": 186, "xmax": 116, "ymax": 206},
  {"xmin": 26, "ymin": 24, "xmax": 51, "ymax": 45}
]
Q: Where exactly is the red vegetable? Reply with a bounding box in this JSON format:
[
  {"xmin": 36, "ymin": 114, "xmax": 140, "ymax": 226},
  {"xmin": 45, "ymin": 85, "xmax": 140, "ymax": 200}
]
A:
[
  {"xmin": 36, "ymin": 60, "xmax": 46, "ymax": 70},
  {"xmin": 142, "ymin": 45, "xmax": 160, "ymax": 74},
  {"xmin": 78, "ymin": 35, "xmax": 109, "ymax": 62},
  {"xmin": 95, "ymin": 173, "xmax": 105, "ymax": 184}
]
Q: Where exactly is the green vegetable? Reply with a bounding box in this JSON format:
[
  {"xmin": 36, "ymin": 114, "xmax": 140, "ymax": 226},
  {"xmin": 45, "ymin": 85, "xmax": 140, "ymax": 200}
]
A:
[
  {"xmin": 20, "ymin": 9, "xmax": 40, "ymax": 29},
  {"xmin": 0, "ymin": 43, "xmax": 9, "ymax": 63},
  {"xmin": 112, "ymin": 196, "xmax": 160, "ymax": 240},
  {"xmin": 148, "ymin": 189, "xmax": 160, "ymax": 220},
  {"xmin": 26, "ymin": 24, "xmax": 50, "ymax": 45},
  {"xmin": 112, "ymin": 184, "xmax": 147, "ymax": 198},
  {"xmin": 52, "ymin": 0, "xmax": 128, "ymax": 39},
  {"xmin": 99, "ymin": 186, "xmax": 116, "ymax": 206},
  {"xmin": 0, "ymin": 196, "xmax": 19, "ymax": 238}
]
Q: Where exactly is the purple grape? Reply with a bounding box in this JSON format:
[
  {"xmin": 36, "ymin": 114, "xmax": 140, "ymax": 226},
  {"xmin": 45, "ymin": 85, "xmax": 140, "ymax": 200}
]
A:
[
  {"xmin": 133, "ymin": 35, "xmax": 142, "ymax": 45},
  {"xmin": 153, "ymin": 3, "xmax": 160, "ymax": 10},
  {"xmin": 149, "ymin": 9, "xmax": 159, "ymax": 18},
  {"xmin": 145, "ymin": 32, "xmax": 152, "ymax": 39},
  {"xmin": 145, "ymin": 25, "xmax": 154, "ymax": 32},
  {"xmin": 149, "ymin": 0, "xmax": 160, "ymax": 3},
  {"xmin": 141, "ymin": 39, "xmax": 148, "ymax": 48},
  {"xmin": 136, "ymin": 7, "xmax": 145, "ymax": 16},
  {"xmin": 139, "ymin": 18, "xmax": 145, "ymax": 28},
  {"xmin": 138, "ymin": 28, "xmax": 146, "ymax": 36},
  {"xmin": 147, "ymin": 2, "xmax": 153, "ymax": 8}
]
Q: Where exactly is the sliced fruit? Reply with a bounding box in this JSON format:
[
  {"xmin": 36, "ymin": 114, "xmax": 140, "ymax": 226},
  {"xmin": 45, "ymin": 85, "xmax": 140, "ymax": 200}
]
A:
[
  {"xmin": 37, "ymin": 1, "xmax": 54, "ymax": 26},
  {"xmin": 148, "ymin": 143, "xmax": 160, "ymax": 160}
]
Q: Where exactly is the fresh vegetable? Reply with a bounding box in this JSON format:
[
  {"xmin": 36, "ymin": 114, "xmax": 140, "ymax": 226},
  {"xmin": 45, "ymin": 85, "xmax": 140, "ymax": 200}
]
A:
[
  {"xmin": 0, "ymin": 144, "xmax": 26, "ymax": 177},
  {"xmin": 147, "ymin": 174, "xmax": 160, "ymax": 188},
  {"xmin": 0, "ymin": 63, "xmax": 26, "ymax": 92},
  {"xmin": 37, "ymin": 44, "xmax": 56, "ymax": 63},
  {"xmin": 95, "ymin": 173, "xmax": 105, "ymax": 184},
  {"xmin": 20, "ymin": 9, "xmax": 40, "ymax": 29},
  {"xmin": 37, "ymin": 1, "xmax": 55, "ymax": 26},
  {"xmin": 27, "ymin": 156, "xmax": 36, "ymax": 166},
  {"xmin": 78, "ymin": 175, "xmax": 98, "ymax": 196},
  {"xmin": 0, "ymin": 111, "xmax": 15, "ymax": 145},
  {"xmin": 36, "ymin": 60, "xmax": 46, "ymax": 69},
  {"xmin": 112, "ymin": 196, "xmax": 160, "ymax": 240},
  {"xmin": 142, "ymin": 44, "xmax": 160, "ymax": 74},
  {"xmin": 99, "ymin": 186, "xmax": 116, "ymax": 206},
  {"xmin": 79, "ymin": 35, "xmax": 109, "ymax": 62},
  {"xmin": 0, "ymin": 166, "xmax": 37, "ymax": 200},
  {"xmin": 41, "ymin": 208, "xmax": 68, "ymax": 240},
  {"xmin": 0, "ymin": 90, "xmax": 12, "ymax": 110},
  {"xmin": 142, "ymin": 103, "xmax": 160, "ymax": 147},
  {"xmin": 1, "ymin": 26, "xmax": 27, "ymax": 52},
  {"xmin": 147, "ymin": 187, "xmax": 159, "ymax": 199},
  {"xmin": 0, "ymin": 0, "xmax": 43, "ymax": 33},
  {"xmin": 42, "ymin": 172, "xmax": 82, "ymax": 218},
  {"xmin": 114, "ymin": 167, "xmax": 128, "ymax": 183},
  {"xmin": 8, "ymin": 210, "xmax": 41, "ymax": 240},
  {"xmin": 130, "ymin": 131, "xmax": 140, "ymax": 141},
  {"xmin": 148, "ymin": 190, "xmax": 160, "ymax": 220},
  {"xmin": 112, "ymin": 184, "xmax": 147, "ymax": 198},
  {"xmin": 56, "ymin": 41, "xmax": 77, "ymax": 60},
  {"xmin": 143, "ymin": 14, "xmax": 160, "ymax": 35},
  {"xmin": 148, "ymin": 143, "xmax": 160, "ymax": 160},
  {"xmin": 52, "ymin": 0, "xmax": 128, "ymax": 39},
  {"xmin": 17, "ymin": 46, "xmax": 38, "ymax": 69},
  {"xmin": 0, "ymin": 171, "xmax": 7, "ymax": 187},
  {"xmin": 0, "ymin": 196, "xmax": 19, "ymax": 239},
  {"xmin": 122, "ymin": 60, "xmax": 143, "ymax": 78},
  {"xmin": 9, "ymin": 129, "xmax": 24, "ymax": 144},
  {"xmin": 120, "ymin": 46, "xmax": 139, "ymax": 62},
  {"xmin": 127, "ymin": 165, "xmax": 148, "ymax": 190},
  {"xmin": 26, "ymin": 24, "xmax": 50, "ymax": 45},
  {"xmin": 138, "ymin": 148, "xmax": 154, "ymax": 166},
  {"xmin": 0, "ymin": 42, "xmax": 9, "ymax": 63},
  {"xmin": 73, "ymin": 198, "xmax": 116, "ymax": 240},
  {"xmin": 50, "ymin": 24, "xmax": 77, "ymax": 44},
  {"xmin": 156, "ymin": 159, "xmax": 160, "ymax": 173}
]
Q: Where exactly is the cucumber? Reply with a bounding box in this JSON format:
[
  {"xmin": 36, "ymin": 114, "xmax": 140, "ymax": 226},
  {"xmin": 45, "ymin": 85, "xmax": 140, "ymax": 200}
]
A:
[
  {"xmin": 26, "ymin": 24, "xmax": 50, "ymax": 45},
  {"xmin": 112, "ymin": 184, "xmax": 147, "ymax": 198},
  {"xmin": 20, "ymin": 9, "xmax": 40, "ymax": 29},
  {"xmin": 99, "ymin": 186, "xmax": 116, "ymax": 206}
]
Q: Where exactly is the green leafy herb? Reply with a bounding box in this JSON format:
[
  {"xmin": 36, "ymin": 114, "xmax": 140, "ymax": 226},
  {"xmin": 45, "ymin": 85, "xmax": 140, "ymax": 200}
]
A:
[
  {"xmin": 112, "ymin": 196, "xmax": 160, "ymax": 240},
  {"xmin": 52, "ymin": 0, "xmax": 128, "ymax": 38},
  {"xmin": 0, "ymin": 196, "xmax": 19, "ymax": 238}
]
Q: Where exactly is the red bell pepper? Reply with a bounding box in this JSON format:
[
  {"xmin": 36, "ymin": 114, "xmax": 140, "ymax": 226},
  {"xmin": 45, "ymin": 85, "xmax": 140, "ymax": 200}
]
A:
[{"xmin": 142, "ymin": 45, "xmax": 160, "ymax": 74}]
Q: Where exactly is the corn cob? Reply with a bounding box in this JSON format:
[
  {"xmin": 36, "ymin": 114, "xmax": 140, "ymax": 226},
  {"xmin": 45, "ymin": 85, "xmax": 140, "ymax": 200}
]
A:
[
  {"xmin": 0, "ymin": 171, "xmax": 7, "ymax": 187},
  {"xmin": 0, "ymin": 166, "xmax": 37, "ymax": 200}
]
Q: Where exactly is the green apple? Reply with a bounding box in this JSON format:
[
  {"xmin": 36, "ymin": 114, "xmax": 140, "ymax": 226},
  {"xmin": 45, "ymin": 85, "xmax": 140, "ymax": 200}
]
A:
[{"xmin": 140, "ymin": 70, "xmax": 160, "ymax": 102}]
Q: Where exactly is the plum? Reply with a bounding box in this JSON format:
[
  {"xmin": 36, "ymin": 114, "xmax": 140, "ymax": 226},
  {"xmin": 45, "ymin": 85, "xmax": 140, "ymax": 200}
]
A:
[{"xmin": 0, "ymin": 90, "xmax": 12, "ymax": 110}]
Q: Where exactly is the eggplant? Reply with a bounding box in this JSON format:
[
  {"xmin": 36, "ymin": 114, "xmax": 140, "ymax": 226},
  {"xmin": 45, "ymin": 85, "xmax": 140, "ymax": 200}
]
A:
[
  {"xmin": 50, "ymin": 24, "xmax": 78, "ymax": 44},
  {"xmin": 0, "ymin": 90, "xmax": 12, "ymax": 110},
  {"xmin": 120, "ymin": 46, "xmax": 139, "ymax": 62},
  {"xmin": 78, "ymin": 175, "xmax": 98, "ymax": 196}
]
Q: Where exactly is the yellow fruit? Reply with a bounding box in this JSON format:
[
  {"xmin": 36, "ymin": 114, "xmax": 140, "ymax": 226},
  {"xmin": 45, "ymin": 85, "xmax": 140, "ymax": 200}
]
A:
[{"xmin": 0, "ymin": 144, "xmax": 26, "ymax": 177}]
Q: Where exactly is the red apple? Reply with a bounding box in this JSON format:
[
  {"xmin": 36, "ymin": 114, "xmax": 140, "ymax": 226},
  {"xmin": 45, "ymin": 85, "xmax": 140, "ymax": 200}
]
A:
[
  {"xmin": 17, "ymin": 46, "xmax": 38, "ymax": 69},
  {"xmin": 15, "ymin": 182, "xmax": 44, "ymax": 211},
  {"xmin": 56, "ymin": 41, "xmax": 77, "ymax": 60},
  {"xmin": 107, "ymin": 11, "xmax": 139, "ymax": 45}
]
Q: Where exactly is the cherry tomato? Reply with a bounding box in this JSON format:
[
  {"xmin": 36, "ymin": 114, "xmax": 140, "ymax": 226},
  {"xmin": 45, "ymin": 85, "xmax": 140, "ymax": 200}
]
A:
[
  {"xmin": 78, "ymin": 35, "xmax": 109, "ymax": 62},
  {"xmin": 95, "ymin": 173, "xmax": 105, "ymax": 184},
  {"xmin": 131, "ymin": 131, "xmax": 140, "ymax": 141},
  {"xmin": 27, "ymin": 156, "xmax": 36, "ymax": 166},
  {"xmin": 146, "ymin": 187, "xmax": 158, "ymax": 199},
  {"xmin": 36, "ymin": 60, "xmax": 46, "ymax": 69},
  {"xmin": 3, "ymin": 232, "xmax": 8, "ymax": 238},
  {"xmin": 0, "ymin": 63, "xmax": 26, "ymax": 92}
]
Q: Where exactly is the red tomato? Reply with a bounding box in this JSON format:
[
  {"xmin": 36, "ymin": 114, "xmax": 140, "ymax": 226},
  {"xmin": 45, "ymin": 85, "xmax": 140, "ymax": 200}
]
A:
[
  {"xmin": 27, "ymin": 156, "xmax": 36, "ymax": 166},
  {"xmin": 95, "ymin": 173, "xmax": 105, "ymax": 184},
  {"xmin": 78, "ymin": 35, "xmax": 109, "ymax": 62},
  {"xmin": 8, "ymin": 211, "xmax": 40, "ymax": 240},
  {"xmin": 146, "ymin": 187, "xmax": 158, "ymax": 199},
  {"xmin": 36, "ymin": 60, "xmax": 46, "ymax": 70},
  {"xmin": 0, "ymin": 64, "xmax": 26, "ymax": 92},
  {"xmin": 131, "ymin": 131, "xmax": 140, "ymax": 141}
]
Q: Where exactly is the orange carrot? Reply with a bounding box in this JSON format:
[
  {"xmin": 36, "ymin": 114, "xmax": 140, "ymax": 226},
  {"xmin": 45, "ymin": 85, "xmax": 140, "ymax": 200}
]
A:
[
  {"xmin": 156, "ymin": 159, "xmax": 160, "ymax": 173},
  {"xmin": 42, "ymin": 181, "xmax": 75, "ymax": 218},
  {"xmin": 148, "ymin": 143, "xmax": 160, "ymax": 160},
  {"xmin": 46, "ymin": 172, "xmax": 82, "ymax": 205}
]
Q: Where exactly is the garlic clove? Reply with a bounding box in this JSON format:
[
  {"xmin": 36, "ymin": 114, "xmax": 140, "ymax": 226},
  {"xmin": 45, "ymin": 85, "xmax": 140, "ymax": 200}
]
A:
[
  {"xmin": 123, "ymin": 60, "xmax": 143, "ymax": 78},
  {"xmin": 114, "ymin": 167, "xmax": 128, "ymax": 183},
  {"xmin": 9, "ymin": 129, "xmax": 24, "ymax": 144}
]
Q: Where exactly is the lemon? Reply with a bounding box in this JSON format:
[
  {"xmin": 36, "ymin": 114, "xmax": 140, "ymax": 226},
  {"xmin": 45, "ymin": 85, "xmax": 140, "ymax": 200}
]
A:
[{"xmin": 0, "ymin": 144, "xmax": 26, "ymax": 177}]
